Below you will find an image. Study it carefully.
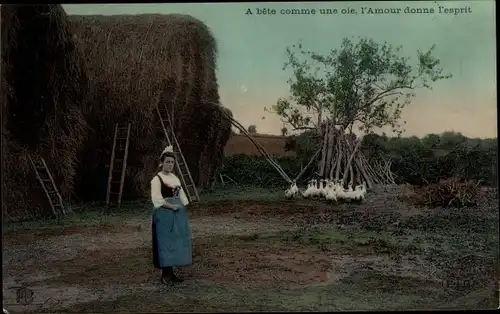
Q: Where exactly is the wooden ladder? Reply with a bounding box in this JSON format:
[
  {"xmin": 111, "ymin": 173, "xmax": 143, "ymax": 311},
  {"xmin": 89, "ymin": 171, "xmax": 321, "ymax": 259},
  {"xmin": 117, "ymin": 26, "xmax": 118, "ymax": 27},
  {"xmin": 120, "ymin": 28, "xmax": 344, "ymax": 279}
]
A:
[
  {"xmin": 106, "ymin": 123, "xmax": 131, "ymax": 209},
  {"xmin": 29, "ymin": 155, "xmax": 66, "ymax": 217},
  {"xmin": 156, "ymin": 104, "xmax": 200, "ymax": 203}
]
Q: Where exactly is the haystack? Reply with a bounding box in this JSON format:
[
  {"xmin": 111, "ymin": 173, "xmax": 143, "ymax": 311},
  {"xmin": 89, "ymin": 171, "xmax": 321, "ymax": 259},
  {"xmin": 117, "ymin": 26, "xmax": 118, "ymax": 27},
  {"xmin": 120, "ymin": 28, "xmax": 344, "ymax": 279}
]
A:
[
  {"xmin": 69, "ymin": 14, "xmax": 232, "ymax": 200},
  {"xmin": 1, "ymin": 4, "xmax": 89, "ymax": 220}
]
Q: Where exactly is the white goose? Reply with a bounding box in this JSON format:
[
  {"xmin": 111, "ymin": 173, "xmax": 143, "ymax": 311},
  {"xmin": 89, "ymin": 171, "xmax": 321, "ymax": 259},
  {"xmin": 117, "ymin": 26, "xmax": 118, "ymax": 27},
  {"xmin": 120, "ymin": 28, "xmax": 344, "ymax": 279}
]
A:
[
  {"xmin": 346, "ymin": 182, "xmax": 353, "ymax": 193},
  {"xmin": 335, "ymin": 180, "xmax": 348, "ymax": 201},
  {"xmin": 318, "ymin": 179, "xmax": 327, "ymax": 198},
  {"xmin": 285, "ymin": 180, "xmax": 300, "ymax": 199},
  {"xmin": 325, "ymin": 181, "xmax": 337, "ymax": 203},
  {"xmin": 310, "ymin": 179, "xmax": 319, "ymax": 198},
  {"xmin": 352, "ymin": 183, "xmax": 367, "ymax": 202},
  {"xmin": 303, "ymin": 180, "xmax": 314, "ymax": 198}
]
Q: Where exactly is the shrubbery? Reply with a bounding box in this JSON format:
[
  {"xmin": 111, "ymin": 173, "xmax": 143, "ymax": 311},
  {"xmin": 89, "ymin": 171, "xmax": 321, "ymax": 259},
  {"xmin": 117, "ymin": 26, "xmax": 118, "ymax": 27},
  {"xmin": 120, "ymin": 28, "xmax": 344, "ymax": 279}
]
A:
[
  {"xmin": 220, "ymin": 132, "xmax": 497, "ymax": 188},
  {"xmin": 219, "ymin": 154, "xmax": 310, "ymax": 187}
]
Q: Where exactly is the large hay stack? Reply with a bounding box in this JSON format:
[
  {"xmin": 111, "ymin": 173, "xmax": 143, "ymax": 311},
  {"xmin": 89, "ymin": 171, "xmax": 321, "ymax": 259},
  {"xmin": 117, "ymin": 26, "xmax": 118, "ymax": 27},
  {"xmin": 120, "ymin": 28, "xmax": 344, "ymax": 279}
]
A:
[
  {"xmin": 69, "ymin": 14, "xmax": 232, "ymax": 200},
  {"xmin": 1, "ymin": 5, "xmax": 89, "ymax": 220}
]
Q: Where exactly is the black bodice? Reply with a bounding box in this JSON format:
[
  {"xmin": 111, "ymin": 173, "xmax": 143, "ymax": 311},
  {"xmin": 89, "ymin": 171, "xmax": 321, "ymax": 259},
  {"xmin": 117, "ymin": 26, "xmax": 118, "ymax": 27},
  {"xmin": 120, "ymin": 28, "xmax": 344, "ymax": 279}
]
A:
[{"xmin": 157, "ymin": 175, "xmax": 181, "ymax": 198}]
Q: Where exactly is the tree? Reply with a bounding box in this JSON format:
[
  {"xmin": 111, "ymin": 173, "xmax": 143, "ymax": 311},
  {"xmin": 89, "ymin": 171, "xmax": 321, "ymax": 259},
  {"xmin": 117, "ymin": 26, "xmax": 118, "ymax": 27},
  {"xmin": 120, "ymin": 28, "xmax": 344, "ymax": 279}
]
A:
[
  {"xmin": 422, "ymin": 133, "xmax": 441, "ymax": 149},
  {"xmin": 267, "ymin": 37, "xmax": 451, "ymax": 135},
  {"xmin": 439, "ymin": 131, "xmax": 467, "ymax": 148},
  {"xmin": 267, "ymin": 37, "xmax": 451, "ymax": 186},
  {"xmin": 280, "ymin": 127, "xmax": 288, "ymax": 136},
  {"xmin": 247, "ymin": 124, "xmax": 257, "ymax": 134}
]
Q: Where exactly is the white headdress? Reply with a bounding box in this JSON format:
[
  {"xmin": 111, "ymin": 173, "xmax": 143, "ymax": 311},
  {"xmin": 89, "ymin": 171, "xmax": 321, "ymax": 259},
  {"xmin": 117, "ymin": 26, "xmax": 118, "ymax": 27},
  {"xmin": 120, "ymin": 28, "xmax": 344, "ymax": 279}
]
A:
[{"xmin": 161, "ymin": 145, "xmax": 174, "ymax": 156}]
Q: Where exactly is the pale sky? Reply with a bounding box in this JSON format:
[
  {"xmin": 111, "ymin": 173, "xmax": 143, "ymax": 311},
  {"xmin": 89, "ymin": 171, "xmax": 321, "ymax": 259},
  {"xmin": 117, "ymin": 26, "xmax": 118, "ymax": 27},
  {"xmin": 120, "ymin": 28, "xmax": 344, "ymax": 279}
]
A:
[{"xmin": 63, "ymin": 1, "xmax": 497, "ymax": 138}]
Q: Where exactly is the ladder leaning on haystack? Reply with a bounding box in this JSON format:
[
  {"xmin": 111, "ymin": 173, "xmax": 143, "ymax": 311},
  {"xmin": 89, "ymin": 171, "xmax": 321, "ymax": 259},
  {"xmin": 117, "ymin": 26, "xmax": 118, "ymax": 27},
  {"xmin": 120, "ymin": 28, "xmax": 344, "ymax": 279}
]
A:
[
  {"xmin": 29, "ymin": 155, "xmax": 66, "ymax": 217},
  {"xmin": 156, "ymin": 103, "xmax": 200, "ymax": 203},
  {"xmin": 106, "ymin": 123, "xmax": 132, "ymax": 209}
]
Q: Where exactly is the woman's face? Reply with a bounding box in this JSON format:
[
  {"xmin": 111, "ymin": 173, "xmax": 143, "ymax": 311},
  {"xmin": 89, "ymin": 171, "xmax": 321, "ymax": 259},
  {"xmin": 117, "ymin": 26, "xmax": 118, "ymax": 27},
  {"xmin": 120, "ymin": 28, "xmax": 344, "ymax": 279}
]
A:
[{"xmin": 162, "ymin": 156, "xmax": 175, "ymax": 173}]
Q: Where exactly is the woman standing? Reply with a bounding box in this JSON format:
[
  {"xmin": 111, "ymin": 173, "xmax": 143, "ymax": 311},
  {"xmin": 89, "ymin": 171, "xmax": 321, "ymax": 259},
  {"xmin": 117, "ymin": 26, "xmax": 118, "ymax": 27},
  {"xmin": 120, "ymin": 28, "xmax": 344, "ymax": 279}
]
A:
[{"xmin": 150, "ymin": 145, "xmax": 192, "ymax": 285}]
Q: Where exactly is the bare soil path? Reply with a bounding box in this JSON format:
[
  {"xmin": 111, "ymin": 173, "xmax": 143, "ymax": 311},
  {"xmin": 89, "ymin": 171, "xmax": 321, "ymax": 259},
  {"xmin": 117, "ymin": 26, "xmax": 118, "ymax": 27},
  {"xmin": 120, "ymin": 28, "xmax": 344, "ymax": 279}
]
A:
[{"xmin": 3, "ymin": 188, "xmax": 498, "ymax": 312}]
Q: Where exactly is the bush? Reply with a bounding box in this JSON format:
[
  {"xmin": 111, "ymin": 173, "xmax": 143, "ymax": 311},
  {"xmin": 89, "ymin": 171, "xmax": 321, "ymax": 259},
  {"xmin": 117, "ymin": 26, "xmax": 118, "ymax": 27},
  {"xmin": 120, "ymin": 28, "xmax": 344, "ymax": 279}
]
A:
[
  {"xmin": 219, "ymin": 154, "xmax": 313, "ymax": 187},
  {"xmin": 404, "ymin": 178, "xmax": 486, "ymax": 208},
  {"xmin": 220, "ymin": 133, "xmax": 497, "ymax": 188}
]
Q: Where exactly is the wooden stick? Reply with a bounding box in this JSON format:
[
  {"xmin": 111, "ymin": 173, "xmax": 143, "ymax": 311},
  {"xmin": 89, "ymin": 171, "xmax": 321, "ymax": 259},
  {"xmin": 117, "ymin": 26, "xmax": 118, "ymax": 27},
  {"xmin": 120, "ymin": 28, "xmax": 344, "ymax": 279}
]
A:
[
  {"xmin": 343, "ymin": 137, "xmax": 362, "ymax": 183},
  {"xmin": 319, "ymin": 120, "xmax": 329, "ymax": 177},
  {"xmin": 294, "ymin": 147, "xmax": 322, "ymax": 182},
  {"xmin": 334, "ymin": 136, "xmax": 343, "ymax": 180},
  {"xmin": 227, "ymin": 115, "xmax": 292, "ymax": 183},
  {"xmin": 325, "ymin": 123, "xmax": 335, "ymax": 178}
]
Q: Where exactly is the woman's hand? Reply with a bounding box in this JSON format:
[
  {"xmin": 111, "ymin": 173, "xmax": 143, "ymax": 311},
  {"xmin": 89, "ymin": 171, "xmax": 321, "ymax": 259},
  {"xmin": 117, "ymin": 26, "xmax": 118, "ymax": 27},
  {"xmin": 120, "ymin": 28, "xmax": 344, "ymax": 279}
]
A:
[{"xmin": 161, "ymin": 204, "xmax": 181, "ymax": 211}]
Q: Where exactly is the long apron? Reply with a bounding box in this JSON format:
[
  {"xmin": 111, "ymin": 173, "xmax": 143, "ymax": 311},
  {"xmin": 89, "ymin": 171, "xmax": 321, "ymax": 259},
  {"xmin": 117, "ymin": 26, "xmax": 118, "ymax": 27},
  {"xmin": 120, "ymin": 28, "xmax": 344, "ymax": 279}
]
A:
[{"xmin": 152, "ymin": 197, "xmax": 192, "ymax": 268}]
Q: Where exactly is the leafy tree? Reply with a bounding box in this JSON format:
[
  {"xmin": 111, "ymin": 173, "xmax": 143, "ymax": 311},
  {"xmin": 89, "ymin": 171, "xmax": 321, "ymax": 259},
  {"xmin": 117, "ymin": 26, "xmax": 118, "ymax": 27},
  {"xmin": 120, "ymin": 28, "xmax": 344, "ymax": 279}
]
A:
[
  {"xmin": 267, "ymin": 37, "xmax": 452, "ymax": 134},
  {"xmin": 439, "ymin": 131, "xmax": 467, "ymax": 148},
  {"xmin": 247, "ymin": 124, "xmax": 257, "ymax": 134},
  {"xmin": 422, "ymin": 133, "xmax": 441, "ymax": 149},
  {"xmin": 280, "ymin": 127, "xmax": 288, "ymax": 136}
]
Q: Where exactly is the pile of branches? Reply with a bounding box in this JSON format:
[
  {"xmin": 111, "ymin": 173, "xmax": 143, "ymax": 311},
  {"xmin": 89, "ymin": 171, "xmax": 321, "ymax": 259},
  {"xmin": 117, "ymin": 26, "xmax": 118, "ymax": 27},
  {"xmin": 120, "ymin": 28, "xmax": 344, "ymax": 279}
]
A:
[{"xmin": 406, "ymin": 178, "xmax": 486, "ymax": 208}]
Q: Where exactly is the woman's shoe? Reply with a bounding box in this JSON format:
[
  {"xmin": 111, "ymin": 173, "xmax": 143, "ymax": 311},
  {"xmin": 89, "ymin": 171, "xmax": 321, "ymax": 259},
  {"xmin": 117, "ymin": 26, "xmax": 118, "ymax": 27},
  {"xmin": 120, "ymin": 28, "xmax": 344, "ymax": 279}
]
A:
[
  {"xmin": 160, "ymin": 275, "xmax": 174, "ymax": 285},
  {"xmin": 171, "ymin": 273, "xmax": 184, "ymax": 283}
]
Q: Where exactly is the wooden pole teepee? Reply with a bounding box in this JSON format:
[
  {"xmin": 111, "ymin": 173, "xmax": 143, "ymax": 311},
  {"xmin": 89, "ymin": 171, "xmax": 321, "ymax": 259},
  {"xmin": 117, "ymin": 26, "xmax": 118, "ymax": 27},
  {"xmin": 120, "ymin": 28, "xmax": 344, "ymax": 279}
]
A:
[{"xmin": 314, "ymin": 120, "xmax": 395, "ymax": 189}]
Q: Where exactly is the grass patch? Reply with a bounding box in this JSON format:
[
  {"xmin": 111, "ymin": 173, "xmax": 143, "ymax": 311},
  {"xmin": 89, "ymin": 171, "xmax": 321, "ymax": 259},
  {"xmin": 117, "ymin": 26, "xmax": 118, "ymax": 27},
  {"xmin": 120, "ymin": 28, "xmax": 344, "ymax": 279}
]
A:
[
  {"xmin": 54, "ymin": 270, "xmax": 471, "ymax": 312},
  {"xmin": 4, "ymin": 185, "xmax": 282, "ymax": 236},
  {"xmin": 3, "ymin": 201, "xmax": 148, "ymax": 234},
  {"xmin": 233, "ymin": 227, "xmax": 498, "ymax": 258},
  {"xmin": 199, "ymin": 184, "xmax": 283, "ymax": 202},
  {"xmin": 400, "ymin": 211, "xmax": 499, "ymax": 234},
  {"xmin": 339, "ymin": 269, "xmax": 446, "ymax": 296}
]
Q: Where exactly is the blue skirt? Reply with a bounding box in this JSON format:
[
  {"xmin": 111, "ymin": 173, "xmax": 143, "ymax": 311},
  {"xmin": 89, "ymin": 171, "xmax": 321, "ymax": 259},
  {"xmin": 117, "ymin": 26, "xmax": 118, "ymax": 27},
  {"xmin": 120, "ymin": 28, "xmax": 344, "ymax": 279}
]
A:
[{"xmin": 152, "ymin": 197, "xmax": 192, "ymax": 268}]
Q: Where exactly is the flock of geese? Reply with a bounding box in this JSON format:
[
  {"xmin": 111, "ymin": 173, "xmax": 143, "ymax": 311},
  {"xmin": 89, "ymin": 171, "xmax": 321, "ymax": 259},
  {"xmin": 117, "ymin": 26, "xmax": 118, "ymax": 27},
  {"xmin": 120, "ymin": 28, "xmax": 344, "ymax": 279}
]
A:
[{"xmin": 285, "ymin": 179, "xmax": 367, "ymax": 203}]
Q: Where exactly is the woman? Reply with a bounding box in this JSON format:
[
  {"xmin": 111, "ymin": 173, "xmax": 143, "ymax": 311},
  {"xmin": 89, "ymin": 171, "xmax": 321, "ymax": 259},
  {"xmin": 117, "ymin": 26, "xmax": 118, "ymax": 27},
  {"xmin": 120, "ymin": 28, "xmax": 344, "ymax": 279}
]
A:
[{"xmin": 150, "ymin": 145, "xmax": 192, "ymax": 285}]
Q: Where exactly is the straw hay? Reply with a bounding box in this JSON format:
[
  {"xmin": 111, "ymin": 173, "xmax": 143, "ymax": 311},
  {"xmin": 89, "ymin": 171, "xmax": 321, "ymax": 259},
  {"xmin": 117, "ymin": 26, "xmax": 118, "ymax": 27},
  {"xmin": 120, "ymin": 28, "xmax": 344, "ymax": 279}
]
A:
[
  {"xmin": 1, "ymin": 4, "xmax": 89, "ymax": 220},
  {"xmin": 69, "ymin": 14, "xmax": 232, "ymax": 200}
]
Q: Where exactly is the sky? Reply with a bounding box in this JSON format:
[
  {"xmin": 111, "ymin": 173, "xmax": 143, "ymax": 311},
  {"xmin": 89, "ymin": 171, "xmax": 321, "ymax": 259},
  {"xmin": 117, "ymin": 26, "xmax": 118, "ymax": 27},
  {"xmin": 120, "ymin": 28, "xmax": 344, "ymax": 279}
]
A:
[{"xmin": 63, "ymin": 1, "xmax": 497, "ymax": 139}]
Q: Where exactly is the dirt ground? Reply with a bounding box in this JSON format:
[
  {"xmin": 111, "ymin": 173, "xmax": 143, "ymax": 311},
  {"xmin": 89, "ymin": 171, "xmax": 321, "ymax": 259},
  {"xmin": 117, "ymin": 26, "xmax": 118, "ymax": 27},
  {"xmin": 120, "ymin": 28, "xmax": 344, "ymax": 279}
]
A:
[{"xmin": 3, "ymin": 186, "xmax": 499, "ymax": 312}]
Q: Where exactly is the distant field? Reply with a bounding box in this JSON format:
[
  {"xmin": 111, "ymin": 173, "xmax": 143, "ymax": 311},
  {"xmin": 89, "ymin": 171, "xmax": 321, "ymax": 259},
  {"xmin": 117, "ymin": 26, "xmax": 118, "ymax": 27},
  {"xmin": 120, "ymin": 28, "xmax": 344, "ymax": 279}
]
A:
[{"xmin": 224, "ymin": 134, "xmax": 296, "ymax": 157}]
